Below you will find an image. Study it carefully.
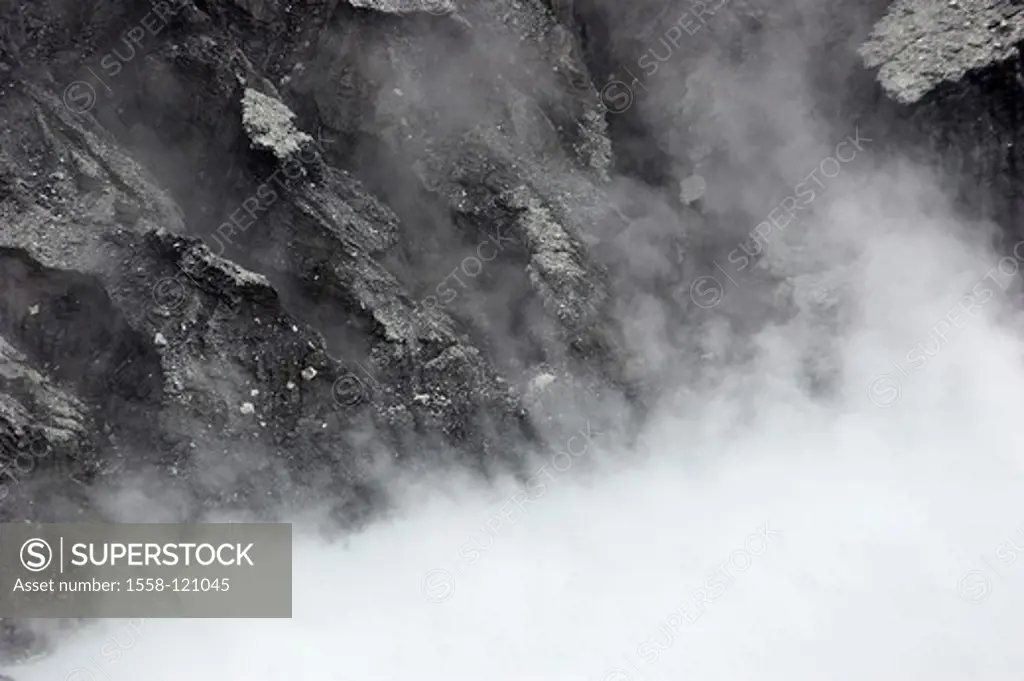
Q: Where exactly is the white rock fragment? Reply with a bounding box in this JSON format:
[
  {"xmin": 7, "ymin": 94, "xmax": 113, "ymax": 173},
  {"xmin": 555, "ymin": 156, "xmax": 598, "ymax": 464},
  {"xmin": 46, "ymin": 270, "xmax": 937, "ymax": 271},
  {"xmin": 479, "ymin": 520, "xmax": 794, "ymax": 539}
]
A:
[
  {"xmin": 344, "ymin": 0, "xmax": 457, "ymax": 15},
  {"xmin": 528, "ymin": 373, "xmax": 557, "ymax": 394},
  {"xmin": 28, "ymin": 304, "xmax": 39, "ymax": 316},
  {"xmin": 240, "ymin": 402, "xmax": 255, "ymax": 415},
  {"xmin": 241, "ymin": 88, "xmax": 314, "ymax": 159},
  {"xmin": 286, "ymin": 381, "xmax": 296, "ymax": 390},
  {"xmin": 301, "ymin": 367, "xmax": 318, "ymax": 381},
  {"xmin": 250, "ymin": 389, "xmax": 260, "ymax": 397},
  {"xmin": 154, "ymin": 332, "xmax": 168, "ymax": 347}
]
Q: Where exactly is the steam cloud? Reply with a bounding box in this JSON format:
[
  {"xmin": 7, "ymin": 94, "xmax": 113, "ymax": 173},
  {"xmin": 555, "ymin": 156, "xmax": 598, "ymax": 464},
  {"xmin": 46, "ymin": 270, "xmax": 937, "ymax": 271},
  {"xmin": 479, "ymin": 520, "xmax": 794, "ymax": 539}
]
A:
[{"xmin": 7, "ymin": 0, "xmax": 1024, "ymax": 679}]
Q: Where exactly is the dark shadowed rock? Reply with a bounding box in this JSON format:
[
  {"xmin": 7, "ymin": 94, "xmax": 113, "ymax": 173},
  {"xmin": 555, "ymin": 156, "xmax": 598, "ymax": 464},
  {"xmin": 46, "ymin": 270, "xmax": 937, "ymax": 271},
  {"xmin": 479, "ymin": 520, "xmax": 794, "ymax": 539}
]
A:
[
  {"xmin": 860, "ymin": 0, "xmax": 1024, "ymax": 232},
  {"xmin": 0, "ymin": 0, "xmax": 652, "ymax": 547},
  {"xmin": 0, "ymin": 0, "xmax": 1022, "ymax": 663},
  {"xmin": 860, "ymin": 0, "xmax": 1024, "ymax": 106}
]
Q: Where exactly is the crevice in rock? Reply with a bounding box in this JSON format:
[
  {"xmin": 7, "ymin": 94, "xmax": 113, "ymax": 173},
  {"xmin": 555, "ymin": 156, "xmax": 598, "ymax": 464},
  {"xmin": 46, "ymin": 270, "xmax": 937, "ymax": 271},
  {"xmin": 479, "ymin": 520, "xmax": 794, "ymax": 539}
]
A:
[
  {"xmin": 567, "ymin": 1, "xmax": 676, "ymax": 189},
  {"xmin": 0, "ymin": 249, "xmax": 161, "ymax": 401},
  {"xmin": 0, "ymin": 247, "xmax": 165, "ymax": 464}
]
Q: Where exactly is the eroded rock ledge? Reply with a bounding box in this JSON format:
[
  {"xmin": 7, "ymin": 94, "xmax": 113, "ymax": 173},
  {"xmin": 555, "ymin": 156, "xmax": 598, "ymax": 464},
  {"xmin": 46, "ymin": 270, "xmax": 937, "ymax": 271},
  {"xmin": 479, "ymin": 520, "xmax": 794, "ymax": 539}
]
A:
[{"xmin": 0, "ymin": 0, "xmax": 645, "ymax": 539}]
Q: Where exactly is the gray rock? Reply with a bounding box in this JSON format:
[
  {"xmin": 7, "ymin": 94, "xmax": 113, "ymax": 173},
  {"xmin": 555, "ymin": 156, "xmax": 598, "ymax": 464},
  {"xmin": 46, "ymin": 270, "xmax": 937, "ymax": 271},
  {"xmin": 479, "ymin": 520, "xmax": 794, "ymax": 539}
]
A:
[
  {"xmin": 859, "ymin": 0, "xmax": 1024, "ymax": 233},
  {"xmin": 344, "ymin": 0, "xmax": 457, "ymax": 15},
  {"xmin": 0, "ymin": 0, "xmax": 649, "ymax": 542},
  {"xmin": 241, "ymin": 88, "xmax": 315, "ymax": 159},
  {"xmin": 0, "ymin": 0, "xmax": 1020, "ymax": 661},
  {"xmin": 860, "ymin": 0, "xmax": 1024, "ymax": 105}
]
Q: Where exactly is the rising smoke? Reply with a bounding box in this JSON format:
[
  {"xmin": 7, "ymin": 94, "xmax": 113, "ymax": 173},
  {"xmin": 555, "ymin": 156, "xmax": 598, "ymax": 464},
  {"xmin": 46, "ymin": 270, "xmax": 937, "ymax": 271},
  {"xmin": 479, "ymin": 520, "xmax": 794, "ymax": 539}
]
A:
[{"xmin": 8, "ymin": 0, "xmax": 1024, "ymax": 678}]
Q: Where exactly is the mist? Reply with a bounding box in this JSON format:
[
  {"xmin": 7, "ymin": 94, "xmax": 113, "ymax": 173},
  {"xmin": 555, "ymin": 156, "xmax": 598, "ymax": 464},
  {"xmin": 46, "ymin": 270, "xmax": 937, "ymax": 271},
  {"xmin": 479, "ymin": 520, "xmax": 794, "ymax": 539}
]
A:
[
  {"xmin": 12, "ymin": 157, "xmax": 1024, "ymax": 677},
  {"xmin": 6, "ymin": 0, "xmax": 1024, "ymax": 678}
]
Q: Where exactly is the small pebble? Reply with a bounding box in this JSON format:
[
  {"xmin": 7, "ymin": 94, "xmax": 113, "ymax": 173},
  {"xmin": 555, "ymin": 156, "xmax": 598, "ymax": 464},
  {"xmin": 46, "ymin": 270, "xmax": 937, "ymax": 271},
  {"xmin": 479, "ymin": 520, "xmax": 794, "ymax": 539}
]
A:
[
  {"xmin": 240, "ymin": 402, "xmax": 255, "ymax": 415},
  {"xmin": 154, "ymin": 332, "xmax": 168, "ymax": 347},
  {"xmin": 301, "ymin": 367, "xmax": 318, "ymax": 381}
]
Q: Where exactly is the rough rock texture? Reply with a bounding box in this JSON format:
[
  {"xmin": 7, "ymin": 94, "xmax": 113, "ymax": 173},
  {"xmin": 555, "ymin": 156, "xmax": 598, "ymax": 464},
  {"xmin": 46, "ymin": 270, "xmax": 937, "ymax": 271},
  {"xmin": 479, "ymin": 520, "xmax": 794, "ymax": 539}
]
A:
[
  {"xmin": 0, "ymin": 0, "xmax": 1015, "ymax": 532},
  {"xmin": 0, "ymin": 0, "xmax": 1023, "ymax": 667},
  {"xmin": 0, "ymin": 0, "xmax": 652, "ymax": 537},
  {"xmin": 860, "ymin": 0, "xmax": 1024, "ymax": 105},
  {"xmin": 0, "ymin": 0, "xmax": 648, "ymax": 655},
  {"xmin": 860, "ymin": 0, "xmax": 1024, "ymax": 233}
]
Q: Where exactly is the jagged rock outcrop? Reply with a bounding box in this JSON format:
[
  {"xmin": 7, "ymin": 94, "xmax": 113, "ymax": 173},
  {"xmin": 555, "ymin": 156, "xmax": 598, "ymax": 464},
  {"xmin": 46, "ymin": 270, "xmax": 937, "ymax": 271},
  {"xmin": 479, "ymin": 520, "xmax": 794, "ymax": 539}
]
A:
[
  {"xmin": 0, "ymin": 0, "xmax": 647, "ymax": 656},
  {"xmin": 860, "ymin": 0, "xmax": 1024, "ymax": 232},
  {"xmin": 861, "ymin": 0, "xmax": 1024, "ymax": 105},
  {"xmin": 0, "ymin": 0, "xmax": 655, "ymax": 539},
  {"xmin": 0, "ymin": 336, "xmax": 98, "ymax": 511},
  {"xmin": 0, "ymin": 0, "xmax": 1017, "ymax": 520},
  {"xmin": 1, "ymin": 0, "xmax": 1023, "ymax": 667}
]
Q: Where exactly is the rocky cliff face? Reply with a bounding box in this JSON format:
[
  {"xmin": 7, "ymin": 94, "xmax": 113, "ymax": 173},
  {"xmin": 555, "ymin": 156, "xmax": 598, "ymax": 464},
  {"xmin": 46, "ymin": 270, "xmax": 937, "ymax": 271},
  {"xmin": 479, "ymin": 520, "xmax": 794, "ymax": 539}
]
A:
[
  {"xmin": 860, "ymin": 0, "xmax": 1024, "ymax": 235},
  {"xmin": 0, "ymin": 0, "xmax": 1022, "ymax": 663},
  {"xmin": 0, "ymin": 0, "xmax": 648, "ymax": 531}
]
